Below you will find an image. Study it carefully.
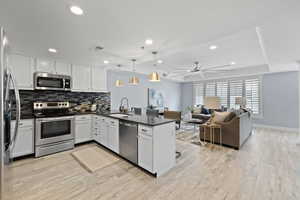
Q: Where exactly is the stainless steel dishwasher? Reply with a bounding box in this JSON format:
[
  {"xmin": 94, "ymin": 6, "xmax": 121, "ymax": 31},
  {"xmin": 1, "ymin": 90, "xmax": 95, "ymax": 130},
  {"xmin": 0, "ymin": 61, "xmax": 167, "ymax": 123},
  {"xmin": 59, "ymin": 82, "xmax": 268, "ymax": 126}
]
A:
[{"xmin": 119, "ymin": 120, "xmax": 138, "ymax": 164}]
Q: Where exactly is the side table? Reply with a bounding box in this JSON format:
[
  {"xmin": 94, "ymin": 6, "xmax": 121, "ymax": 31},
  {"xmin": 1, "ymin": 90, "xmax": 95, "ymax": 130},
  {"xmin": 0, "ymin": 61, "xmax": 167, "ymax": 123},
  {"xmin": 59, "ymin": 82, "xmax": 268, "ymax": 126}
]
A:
[{"xmin": 201, "ymin": 123, "xmax": 222, "ymax": 146}]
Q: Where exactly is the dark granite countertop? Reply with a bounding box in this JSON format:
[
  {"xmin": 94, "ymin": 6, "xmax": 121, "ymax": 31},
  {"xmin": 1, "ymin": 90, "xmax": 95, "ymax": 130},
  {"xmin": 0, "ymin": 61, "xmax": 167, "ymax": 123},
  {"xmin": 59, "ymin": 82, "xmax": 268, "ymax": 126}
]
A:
[
  {"xmin": 96, "ymin": 111, "xmax": 176, "ymax": 126},
  {"xmin": 13, "ymin": 111, "xmax": 175, "ymax": 126},
  {"xmin": 11, "ymin": 114, "xmax": 35, "ymax": 120}
]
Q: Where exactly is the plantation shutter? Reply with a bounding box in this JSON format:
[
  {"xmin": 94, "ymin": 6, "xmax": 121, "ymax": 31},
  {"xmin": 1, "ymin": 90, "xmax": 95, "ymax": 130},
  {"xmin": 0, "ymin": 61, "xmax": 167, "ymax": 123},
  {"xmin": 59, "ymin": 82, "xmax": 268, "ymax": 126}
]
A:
[
  {"xmin": 216, "ymin": 81, "xmax": 228, "ymax": 108},
  {"xmin": 205, "ymin": 82, "xmax": 216, "ymax": 96},
  {"xmin": 245, "ymin": 78, "xmax": 261, "ymax": 114},
  {"xmin": 193, "ymin": 83, "xmax": 204, "ymax": 105},
  {"xmin": 229, "ymin": 80, "xmax": 243, "ymax": 109}
]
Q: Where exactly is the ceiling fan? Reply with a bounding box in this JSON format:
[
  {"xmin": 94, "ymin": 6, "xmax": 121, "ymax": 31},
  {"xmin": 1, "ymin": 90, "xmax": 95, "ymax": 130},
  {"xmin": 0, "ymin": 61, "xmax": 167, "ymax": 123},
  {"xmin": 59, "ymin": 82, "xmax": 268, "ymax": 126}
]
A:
[{"xmin": 166, "ymin": 61, "xmax": 233, "ymax": 79}]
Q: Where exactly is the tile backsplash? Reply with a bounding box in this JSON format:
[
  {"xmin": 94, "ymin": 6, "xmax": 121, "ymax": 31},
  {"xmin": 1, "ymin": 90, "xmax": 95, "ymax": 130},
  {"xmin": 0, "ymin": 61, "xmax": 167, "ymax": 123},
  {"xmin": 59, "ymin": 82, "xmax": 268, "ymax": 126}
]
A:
[{"xmin": 10, "ymin": 90, "xmax": 111, "ymax": 118}]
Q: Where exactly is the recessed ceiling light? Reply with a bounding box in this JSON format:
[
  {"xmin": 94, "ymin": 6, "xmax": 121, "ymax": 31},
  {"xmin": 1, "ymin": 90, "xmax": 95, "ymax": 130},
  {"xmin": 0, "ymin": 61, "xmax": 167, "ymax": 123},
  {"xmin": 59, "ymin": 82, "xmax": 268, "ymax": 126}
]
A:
[
  {"xmin": 230, "ymin": 61, "xmax": 236, "ymax": 65},
  {"xmin": 48, "ymin": 48, "xmax": 57, "ymax": 53},
  {"xmin": 157, "ymin": 60, "xmax": 163, "ymax": 64},
  {"xmin": 145, "ymin": 39, "xmax": 153, "ymax": 45},
  {"xmin": 70, "ymin": 5, "xmax": 84, "ymax": 15},
  {"xmin": 104, "ymin": 60, "xmax": 109, "ymax": 64},
  {"xmin": 209, "ymin": 45, "xmax": 218, "ymax": 50}
]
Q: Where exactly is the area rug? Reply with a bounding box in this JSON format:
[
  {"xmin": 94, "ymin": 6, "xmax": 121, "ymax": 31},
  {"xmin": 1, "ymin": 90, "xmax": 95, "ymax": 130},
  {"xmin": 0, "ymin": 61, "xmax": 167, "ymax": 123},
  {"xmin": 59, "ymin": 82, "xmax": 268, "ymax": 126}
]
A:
[{"xmin": 71, "ymin": 146, "xmax": 119, "ymax": 173}]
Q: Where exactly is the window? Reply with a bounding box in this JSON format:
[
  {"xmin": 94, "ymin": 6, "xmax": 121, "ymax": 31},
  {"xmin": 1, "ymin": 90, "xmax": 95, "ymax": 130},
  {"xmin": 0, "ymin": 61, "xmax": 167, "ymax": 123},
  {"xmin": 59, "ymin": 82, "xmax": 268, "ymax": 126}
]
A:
[
  {"xmin": 245, "ymin": 78, "xmax": 260, "ymax": 114},
  {"xmin": 216, "ymin": 81, "xmax": 228, "ymax": 107},
  {"xmin": 205, "ymin": 82, "xmax": 216, "ymax": 96},
  {"xmin": 193, "ymin": 83, "xmax": 204, "ymax": 105},
  {"xmin": 229, "ymin": 80, "xmax": 243, "ymax": 109},
  {"xmin": 192, "ymin": 76, "xmax": 262, "ymax": 115}
]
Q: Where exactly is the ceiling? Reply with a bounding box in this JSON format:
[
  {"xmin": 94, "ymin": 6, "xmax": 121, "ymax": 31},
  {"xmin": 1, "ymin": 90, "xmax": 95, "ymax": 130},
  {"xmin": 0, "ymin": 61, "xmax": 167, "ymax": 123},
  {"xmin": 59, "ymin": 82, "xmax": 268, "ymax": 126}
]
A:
[{"xmin": 1, "ymin": 0, "xmax": 300, "ymax": 81}]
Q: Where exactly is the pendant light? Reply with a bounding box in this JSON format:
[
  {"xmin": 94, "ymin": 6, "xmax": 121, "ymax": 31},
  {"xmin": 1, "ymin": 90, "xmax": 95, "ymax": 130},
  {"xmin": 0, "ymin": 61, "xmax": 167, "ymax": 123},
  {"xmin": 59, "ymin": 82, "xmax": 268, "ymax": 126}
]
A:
[
  {"xmin": 115, "ymin": 80, "xmax": 124, "ymax": 87},
  {"xmin": 129, "ymin": 59, "xmax": 139, "ymax": 85},
  {"xmin": 149, "ymin": 51, "xmax": 160, "ymax": 82},
  {"xmin": 115, "ymin": 64, "xmax": 124, "ymax": 87}
]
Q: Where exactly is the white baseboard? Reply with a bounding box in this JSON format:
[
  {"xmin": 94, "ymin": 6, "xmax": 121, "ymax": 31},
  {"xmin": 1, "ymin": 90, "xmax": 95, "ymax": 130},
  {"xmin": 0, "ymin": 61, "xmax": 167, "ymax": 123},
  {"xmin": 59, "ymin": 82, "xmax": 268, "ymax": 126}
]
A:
[{"xmin": 253, "ymin": 124, "xmax": 299, "ymax": 133}]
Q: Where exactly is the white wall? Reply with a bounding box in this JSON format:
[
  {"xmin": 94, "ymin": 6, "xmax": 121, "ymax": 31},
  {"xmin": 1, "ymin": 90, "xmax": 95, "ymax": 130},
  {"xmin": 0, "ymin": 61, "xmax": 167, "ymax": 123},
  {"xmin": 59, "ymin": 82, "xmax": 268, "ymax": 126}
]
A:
[
  {"xmin": 253, "ymin": 71, "xmax": 299, "ymax": 129},
  {"xmin": 181, "ymin": 82, "xmax": 193, "ymax": 113},
  {"xmin": 107, "ymin": 70, "xmax": 181, "ymax": 111}
]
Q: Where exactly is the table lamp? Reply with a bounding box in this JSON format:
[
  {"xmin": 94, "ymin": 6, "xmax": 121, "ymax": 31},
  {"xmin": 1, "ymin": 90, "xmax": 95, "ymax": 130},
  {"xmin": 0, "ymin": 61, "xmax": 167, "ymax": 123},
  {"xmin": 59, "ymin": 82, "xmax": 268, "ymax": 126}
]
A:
[
  {"xmin": 235, "ymin": 97, "xmax": 246, "ymax": 109},
  {"xmin": 203, "ymin": 96, "xmax": 221, "ymax": 110}
]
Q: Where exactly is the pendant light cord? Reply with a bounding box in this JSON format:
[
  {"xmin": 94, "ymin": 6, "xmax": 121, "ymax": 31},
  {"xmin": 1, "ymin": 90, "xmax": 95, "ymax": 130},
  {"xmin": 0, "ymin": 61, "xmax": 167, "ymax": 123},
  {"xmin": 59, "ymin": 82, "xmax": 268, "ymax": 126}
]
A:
[{"xmin": 131, "ymin": 59, "xmax": 136, "ymax": 72}]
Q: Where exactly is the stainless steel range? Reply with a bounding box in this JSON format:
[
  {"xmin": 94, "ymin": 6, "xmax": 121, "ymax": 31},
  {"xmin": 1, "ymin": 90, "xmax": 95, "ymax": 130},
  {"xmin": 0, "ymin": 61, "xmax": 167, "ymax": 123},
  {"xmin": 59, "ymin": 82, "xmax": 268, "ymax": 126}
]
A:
[{"xmin": 34, "ymin": 101, "xmax": 75, "ymax": 157}]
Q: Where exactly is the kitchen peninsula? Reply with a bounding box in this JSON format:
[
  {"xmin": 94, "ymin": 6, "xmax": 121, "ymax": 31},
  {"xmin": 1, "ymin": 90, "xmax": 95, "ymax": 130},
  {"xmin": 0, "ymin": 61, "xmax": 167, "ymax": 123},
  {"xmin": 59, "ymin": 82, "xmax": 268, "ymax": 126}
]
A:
[{"xmin": 93, "ymin": 112, "xmax": 176, "ymax": 177}]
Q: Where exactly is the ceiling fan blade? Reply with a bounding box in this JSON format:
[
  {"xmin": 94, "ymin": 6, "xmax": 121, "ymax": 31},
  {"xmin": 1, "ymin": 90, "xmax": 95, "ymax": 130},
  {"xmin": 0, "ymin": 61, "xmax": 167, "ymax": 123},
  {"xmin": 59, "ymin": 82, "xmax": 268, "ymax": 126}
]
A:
[
  {"xmin": 171, "ymin": 69, "xmax": 190, "ymax": 73},
  {"xmin": 204, "ymin": 69, "xmax": 233, "ymax": 72},
  {"xmin": 202, "ymin": 64, "xmax": 231, "ymax": 71},
  {"xmin": 183, "ymin": 70, "xmax": 206, "ymax": 78}
]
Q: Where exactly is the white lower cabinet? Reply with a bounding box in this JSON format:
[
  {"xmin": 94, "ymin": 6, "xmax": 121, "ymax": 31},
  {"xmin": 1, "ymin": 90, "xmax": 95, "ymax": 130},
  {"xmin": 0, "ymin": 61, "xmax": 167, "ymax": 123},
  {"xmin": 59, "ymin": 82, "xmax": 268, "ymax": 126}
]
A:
[
  {"xmin": 75, "ymin": 115, "xmax": 92, "ymax": 144},
  {"xmin": 138, "ymin": 123, "xmax": 176, "ymax": 176},
  {"xmin": 138, "ymin": 126, "xmax": 153, "ymax": 172},
  {"xmin": 10, "ymin": 119, "xmax": 34, "ymax": 158},
  {"xmin": 92, "ymin": 115, "xmax": 101, "ymax": 143},
  {"xmin": 92, "ymin": 116, "xmax": 119, "ymax": 153},
  {"xmin": 99, "ymin": 117, "xmax": 109, "ymax": 147},
  {"xmin": 107, "ymin": 119, "xmax": 119, "ymax": 153}
]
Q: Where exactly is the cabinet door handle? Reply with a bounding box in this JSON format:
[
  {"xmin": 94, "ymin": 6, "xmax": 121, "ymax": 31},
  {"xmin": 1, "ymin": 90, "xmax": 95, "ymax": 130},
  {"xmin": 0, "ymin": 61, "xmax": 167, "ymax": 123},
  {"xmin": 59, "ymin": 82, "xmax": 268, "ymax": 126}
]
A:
[{"xmin": 141, "ymin": 129, "xmax": 147, "ymax": 132}]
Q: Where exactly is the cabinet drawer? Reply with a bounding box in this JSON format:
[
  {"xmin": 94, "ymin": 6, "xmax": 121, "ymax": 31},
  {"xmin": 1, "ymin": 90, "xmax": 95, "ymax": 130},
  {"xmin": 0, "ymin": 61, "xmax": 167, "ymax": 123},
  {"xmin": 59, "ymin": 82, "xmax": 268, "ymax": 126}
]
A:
[
  {"xmin": 93, "ymin": 115, "xmax": 101, "ymax": 120},
  {"xmin": 108, "ymin": 119, "xmax": 118, "ymax": 127},
  {"xmin": 99, "ymin": 117, "xmax": 108, "ymax": 122},
  {"xmin": 11, "ymin": 119, "xmax": 33, "ymax": 129},
  {"xmin": 75, "ymin": 115, "xmax": 92, "ymax": 121},
  {"xmin": 138, "ymin": 125, "xmax": 153, "ymax": 136}
]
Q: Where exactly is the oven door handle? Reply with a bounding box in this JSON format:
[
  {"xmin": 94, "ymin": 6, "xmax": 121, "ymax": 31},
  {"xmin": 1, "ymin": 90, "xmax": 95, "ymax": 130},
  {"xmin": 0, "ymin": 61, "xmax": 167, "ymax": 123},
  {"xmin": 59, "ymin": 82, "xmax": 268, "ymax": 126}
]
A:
[{"xmin": 37, "ymin": 116, "xmax": 74, "ymax": 122}]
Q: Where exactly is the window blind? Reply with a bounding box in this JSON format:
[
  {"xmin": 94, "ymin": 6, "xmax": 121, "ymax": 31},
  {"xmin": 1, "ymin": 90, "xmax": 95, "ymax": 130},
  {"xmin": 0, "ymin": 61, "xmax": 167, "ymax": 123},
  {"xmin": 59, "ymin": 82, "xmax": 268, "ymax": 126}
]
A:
[
  {"xmin": 193, "ymin": 83, "xmax": 204, "ymax": 105},
  {"xmin": 229, "ymin": 80, "xmax": 243, "ymax": 109},
  {"xmin": 216, "ymin": 81, "xmax": 228, "ymax": 107},
  {"xmin": 205, "ymin": 82, "xmax": 216, "ymax": 96},
  {"xmin": 245, "ymin": 78, "xmax": 260, "ymax": 114},
  {"xmin": 192, "ymin": 76, "xmax": 262, "ymax": 115}
]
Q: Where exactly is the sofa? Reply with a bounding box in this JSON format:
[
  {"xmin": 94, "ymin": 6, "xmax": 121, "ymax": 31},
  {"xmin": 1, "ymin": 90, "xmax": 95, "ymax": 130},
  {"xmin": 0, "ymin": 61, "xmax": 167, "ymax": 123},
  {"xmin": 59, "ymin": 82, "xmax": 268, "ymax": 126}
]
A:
[
  {"xmin": 192, "ymin": 105, "xmax": 226, "ymax": 123},
  {"xmin": 199, "ymin": 111, "xmax": 253, "ymax": 149}
]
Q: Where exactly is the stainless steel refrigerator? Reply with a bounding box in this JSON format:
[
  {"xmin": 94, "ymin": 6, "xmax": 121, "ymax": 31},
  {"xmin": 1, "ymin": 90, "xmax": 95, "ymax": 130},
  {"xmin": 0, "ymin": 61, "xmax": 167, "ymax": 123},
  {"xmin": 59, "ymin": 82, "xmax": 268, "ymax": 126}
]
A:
[{"xmin": 0, "ymin": 27, "xmax": 21, "ymax": 200}]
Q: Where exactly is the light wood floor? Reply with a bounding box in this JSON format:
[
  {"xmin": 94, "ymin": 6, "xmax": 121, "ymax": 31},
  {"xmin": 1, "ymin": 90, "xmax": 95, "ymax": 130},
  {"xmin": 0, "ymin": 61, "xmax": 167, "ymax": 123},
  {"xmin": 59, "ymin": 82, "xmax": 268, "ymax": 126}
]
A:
[{"xmin": 6, "ymin": 128, "xmax": 300, "ymax": 200}]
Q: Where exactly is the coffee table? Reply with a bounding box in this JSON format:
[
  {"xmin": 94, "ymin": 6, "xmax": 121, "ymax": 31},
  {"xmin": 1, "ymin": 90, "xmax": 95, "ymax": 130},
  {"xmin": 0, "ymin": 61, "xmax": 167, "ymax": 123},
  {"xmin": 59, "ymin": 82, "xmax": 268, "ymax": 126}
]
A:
[
  {"xmin": 185, "ymin": 119, "xmax": 203, "ymax": 132},
  {"xmin": 184, "ymin": 119, "xmax": 205, "ymax": 145}
]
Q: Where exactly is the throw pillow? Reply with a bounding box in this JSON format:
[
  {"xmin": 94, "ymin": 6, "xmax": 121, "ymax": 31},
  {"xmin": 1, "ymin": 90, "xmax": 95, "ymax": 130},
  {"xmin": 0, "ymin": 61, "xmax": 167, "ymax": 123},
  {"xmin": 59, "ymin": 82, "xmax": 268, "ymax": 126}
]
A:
[
  {"xmin": 201, "ymin": 107, "xmax": 210, "ymax": 114},
  {"xmin": 193, "ymin": 107, "xmax": 202, "ymax": 114},
  {"xmin": 211, "ymin": 111, "xmax": 231, "ymax": 123},
  {"xmin": 224, "ymin": 112, "xmax": 237, "ymax": 122}
]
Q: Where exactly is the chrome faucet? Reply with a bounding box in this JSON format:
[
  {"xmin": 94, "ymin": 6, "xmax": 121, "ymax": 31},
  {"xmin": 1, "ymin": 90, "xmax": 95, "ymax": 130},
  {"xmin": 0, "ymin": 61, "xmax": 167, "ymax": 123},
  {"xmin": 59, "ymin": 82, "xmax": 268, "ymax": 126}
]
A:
[{"xmin": 119, "ymin": 97, "xmax": 129, "ymax": 113}]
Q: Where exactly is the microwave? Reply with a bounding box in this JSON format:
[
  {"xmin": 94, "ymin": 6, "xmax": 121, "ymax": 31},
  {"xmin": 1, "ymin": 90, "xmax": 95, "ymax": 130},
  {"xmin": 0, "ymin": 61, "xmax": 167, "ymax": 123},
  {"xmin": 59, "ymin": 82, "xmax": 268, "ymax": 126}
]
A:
[{"xmin": 34, "ymin": 72, "xmax": 72, "ymax": 91}]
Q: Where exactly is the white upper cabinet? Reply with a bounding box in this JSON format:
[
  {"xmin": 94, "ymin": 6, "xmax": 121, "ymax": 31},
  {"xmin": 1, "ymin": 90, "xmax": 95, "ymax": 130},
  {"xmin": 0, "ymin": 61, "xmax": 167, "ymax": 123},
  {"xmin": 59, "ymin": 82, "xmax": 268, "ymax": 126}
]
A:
[
  {"xmin": 35, "ymin": 58, "xmax": 56, "ymax": 73},
  {"xmin": 72, "ymin": 65, "xmax": 91, "ymax": 91},
  {"xmin": 91, "ymin": 66, "xmax": 107, "ymax": 92},
  {"xmin": 55, "ymin": 62, "xmax": 71, "ymax": 76},
  {"xmin": 8, "ymin": 54, "xmax": 35, "ymax": 89}
]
